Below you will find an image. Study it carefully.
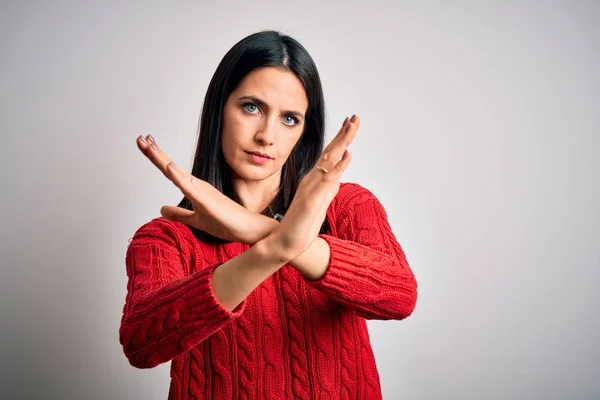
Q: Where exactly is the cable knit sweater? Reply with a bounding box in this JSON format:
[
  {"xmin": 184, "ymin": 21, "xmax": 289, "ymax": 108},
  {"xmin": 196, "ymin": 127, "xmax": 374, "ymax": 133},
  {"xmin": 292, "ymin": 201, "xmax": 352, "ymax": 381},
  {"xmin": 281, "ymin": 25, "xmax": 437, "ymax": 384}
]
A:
[{"xmin": 119, "ymin": 182, "xmax": 418, "ymax": 400}]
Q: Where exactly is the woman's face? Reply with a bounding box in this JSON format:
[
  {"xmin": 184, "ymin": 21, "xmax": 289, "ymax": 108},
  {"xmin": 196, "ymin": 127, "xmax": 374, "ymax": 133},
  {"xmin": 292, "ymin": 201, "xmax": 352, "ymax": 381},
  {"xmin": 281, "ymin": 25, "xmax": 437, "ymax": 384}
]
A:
[{"xmin": 221, "ymin": 66, "xmax": 308, "ymax": 182}]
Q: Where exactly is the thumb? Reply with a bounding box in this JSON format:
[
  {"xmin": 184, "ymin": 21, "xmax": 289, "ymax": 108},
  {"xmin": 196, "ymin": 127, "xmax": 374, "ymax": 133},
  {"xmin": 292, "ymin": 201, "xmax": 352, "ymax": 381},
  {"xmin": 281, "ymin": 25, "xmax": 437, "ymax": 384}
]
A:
[{"xmin": 160, "ymin": 205, "xmax": 195, "ymax": 224}]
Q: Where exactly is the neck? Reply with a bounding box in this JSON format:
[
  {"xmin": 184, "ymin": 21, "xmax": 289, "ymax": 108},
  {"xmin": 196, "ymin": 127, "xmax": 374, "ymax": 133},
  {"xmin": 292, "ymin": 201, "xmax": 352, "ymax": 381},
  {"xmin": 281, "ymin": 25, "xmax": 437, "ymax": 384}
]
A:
[{"xmin": 232, "ymin": 172, "xmax": 281, "ymax": 213}]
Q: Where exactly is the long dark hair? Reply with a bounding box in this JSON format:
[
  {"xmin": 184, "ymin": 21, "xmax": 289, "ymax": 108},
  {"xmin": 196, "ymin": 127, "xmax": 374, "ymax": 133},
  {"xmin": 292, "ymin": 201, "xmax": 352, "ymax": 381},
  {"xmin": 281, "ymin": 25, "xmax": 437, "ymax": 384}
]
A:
[{"xmin": 178, "ymin": 30, "xmax": 329, "ymax": 243}]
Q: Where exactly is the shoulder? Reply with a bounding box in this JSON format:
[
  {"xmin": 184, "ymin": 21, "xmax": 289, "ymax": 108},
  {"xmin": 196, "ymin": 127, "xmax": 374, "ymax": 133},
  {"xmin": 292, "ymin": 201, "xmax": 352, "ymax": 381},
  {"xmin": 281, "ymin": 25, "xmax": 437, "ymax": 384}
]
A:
[
  {"xmin": 129, "ymin": 217, "xmax": 198, "ymax": 250},
  {"xmin": 327, "ymin": 182, "xmax": 388, "ymax": 228},
  {"xmin": 132, "ymin": 216, "xmax": 186, "ymax": 237},
  {"xmin": 333, "ymin": 182, "xmax": 381, "ymax": 211}
]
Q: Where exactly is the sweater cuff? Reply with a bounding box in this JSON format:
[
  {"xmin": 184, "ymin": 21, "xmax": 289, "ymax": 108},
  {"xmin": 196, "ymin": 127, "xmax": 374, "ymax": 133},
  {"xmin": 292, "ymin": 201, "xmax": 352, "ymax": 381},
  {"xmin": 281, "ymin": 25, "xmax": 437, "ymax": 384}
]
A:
[
  {"xmin": 134, "ymin": 263, "xmax": 246, "ymax": 367},
  {"xmin": 183, "ymin": 262, "xmax": 247, "ymax": 321},
  {"xmin": 305, "ymin": 234, "xmax": 381, "ymax": 295}
]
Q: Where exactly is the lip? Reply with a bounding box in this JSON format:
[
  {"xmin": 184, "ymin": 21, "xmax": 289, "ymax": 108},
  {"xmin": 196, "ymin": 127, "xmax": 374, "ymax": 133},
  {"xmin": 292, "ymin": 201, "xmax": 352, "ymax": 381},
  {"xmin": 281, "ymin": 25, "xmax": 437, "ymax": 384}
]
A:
[
  {"xmin": 245, "ymin": 151, "xmax": 272, "ymax": 159},
  {"xmin": 245, "ymin": 151, "xmax": 272, "ymax": 165}
]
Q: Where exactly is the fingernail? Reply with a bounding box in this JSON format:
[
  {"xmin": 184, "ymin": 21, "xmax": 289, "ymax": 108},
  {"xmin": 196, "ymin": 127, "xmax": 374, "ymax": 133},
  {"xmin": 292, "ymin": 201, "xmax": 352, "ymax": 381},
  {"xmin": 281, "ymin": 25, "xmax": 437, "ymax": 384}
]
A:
[
  {"xmin": 342, "ymin": 117, "xmax": 349, "ymax": 128},
  {"xmin": 345, "ymin": 122, "xmax": 351, "ymax": 133},
  {"xmin": 147, "ymin": 135, "xmax": 155, "ymax": 144},
  {"xmin": 139, "ymin": 135, "xmax": 147, "ymax": 144},
  {"xmin": 350, "ymin": 114, "xmax": 356, "ymax": 123}
]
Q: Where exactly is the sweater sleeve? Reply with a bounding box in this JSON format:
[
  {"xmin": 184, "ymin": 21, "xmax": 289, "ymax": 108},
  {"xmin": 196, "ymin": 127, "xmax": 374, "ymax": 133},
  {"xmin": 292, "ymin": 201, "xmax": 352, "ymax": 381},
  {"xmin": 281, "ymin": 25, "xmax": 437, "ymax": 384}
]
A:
[
  {"xmin": 307, "ymin": 184, "xmax": 418, "ymax": 320},
  {"xmin": 118, "ymin": 218, "xmax": 246, "ymax": 369}
]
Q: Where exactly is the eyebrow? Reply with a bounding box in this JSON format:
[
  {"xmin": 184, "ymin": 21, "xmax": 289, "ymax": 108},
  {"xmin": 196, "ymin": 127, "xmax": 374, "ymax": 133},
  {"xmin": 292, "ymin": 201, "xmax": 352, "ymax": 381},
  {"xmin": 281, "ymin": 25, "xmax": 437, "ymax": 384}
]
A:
[{"xmin": 238, "ymin": 95, "xmax": 305, "ymax": 120}]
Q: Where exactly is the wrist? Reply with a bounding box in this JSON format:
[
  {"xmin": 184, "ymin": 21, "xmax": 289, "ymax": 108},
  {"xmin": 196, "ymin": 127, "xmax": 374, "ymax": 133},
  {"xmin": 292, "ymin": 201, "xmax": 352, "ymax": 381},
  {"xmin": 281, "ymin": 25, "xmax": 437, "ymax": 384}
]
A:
[
  {"xmin": 256, "ymin": 231, "xmax": 294, "ymax": 264},
  {"xmin": 288, "ymin": 236, "xmax": 330, "ymax": 280},
  {"xmin": 251, "ymin": 213, "xmax": 280, "ymax": 243}
]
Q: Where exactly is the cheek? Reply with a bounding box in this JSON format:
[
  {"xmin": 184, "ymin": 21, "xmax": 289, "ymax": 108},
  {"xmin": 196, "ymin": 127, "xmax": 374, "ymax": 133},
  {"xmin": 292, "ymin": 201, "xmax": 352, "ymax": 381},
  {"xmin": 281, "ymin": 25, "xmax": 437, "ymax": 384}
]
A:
[
  {"xmin": 222, "ymin": 105, "xmax": 241, "ymax": 137},
  {"xmin": 221, "ymin": 117, "xmax": 243, "ymax": 151},
  {"xmin": 220, "ymin": 128, "xmax": 231, "ymax": 151},
  {"xmin": 220, "ymin": 130, "xmax": 240, "ymax": 166},
  {"xmin": 279, "ymin": 133, "xmax": 303, "ymax": 156}
]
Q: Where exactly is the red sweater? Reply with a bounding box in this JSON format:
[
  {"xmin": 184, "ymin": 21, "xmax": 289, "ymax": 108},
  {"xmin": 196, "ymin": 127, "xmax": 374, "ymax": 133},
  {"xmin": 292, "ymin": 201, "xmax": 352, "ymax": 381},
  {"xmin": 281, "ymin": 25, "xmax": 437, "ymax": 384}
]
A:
[{"xmin": 119, "ymin": 182, "xmax": 418, "ymax": 400}]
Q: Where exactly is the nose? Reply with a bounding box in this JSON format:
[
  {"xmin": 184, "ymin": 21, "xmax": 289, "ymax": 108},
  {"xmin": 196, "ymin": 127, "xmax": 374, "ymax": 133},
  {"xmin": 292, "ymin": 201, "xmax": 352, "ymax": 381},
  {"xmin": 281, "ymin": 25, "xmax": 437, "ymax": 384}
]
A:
[{"xmin": 254, "ymin": 117, "xmax": 276, "ymax": 146}]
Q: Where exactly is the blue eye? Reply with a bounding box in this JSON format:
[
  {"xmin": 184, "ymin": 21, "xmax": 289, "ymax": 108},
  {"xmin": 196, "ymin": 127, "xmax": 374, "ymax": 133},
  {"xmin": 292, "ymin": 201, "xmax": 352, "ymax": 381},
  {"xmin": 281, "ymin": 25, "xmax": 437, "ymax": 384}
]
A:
[
  {"xmin": 283, "ymin": 115, "xmax": 299, "ymax": 127},
  {"xmin": 242, "ymin": 102, "xmax": 300, "ymax": 127},
  {"xmin": 242, "ymin": 102, "xmax": 259, "ymax": 114}
]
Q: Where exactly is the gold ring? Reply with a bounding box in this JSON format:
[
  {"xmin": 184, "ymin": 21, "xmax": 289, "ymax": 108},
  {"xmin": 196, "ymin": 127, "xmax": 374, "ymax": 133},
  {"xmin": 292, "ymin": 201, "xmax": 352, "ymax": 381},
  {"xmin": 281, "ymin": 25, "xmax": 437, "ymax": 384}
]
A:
[{"xmin": 316, "ymin": 165, "xmax": 328, "ymax": 173}]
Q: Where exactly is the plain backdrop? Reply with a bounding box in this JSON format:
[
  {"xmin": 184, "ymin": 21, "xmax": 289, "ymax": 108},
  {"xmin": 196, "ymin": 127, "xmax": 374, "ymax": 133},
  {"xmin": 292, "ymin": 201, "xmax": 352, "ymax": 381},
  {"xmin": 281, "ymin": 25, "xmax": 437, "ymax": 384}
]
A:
[{"xmin": 0, "ymin": 1, "xmax": 598, "ymax": 399}]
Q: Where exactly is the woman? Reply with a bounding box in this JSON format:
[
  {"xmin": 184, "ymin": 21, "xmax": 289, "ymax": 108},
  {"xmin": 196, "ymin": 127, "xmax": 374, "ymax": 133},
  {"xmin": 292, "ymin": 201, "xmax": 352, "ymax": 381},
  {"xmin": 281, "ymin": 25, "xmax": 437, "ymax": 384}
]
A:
[{"xmin": 119, "ymin": 30, "xmax": 418, "ymax": 400}]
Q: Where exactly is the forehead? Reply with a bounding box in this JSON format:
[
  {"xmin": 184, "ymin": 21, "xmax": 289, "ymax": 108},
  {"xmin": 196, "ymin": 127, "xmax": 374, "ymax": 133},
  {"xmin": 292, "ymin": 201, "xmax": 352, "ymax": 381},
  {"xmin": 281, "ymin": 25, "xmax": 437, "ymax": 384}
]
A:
[{"xmin": 234, "ymin": 67, "xmax": 308, "ymax": 111}]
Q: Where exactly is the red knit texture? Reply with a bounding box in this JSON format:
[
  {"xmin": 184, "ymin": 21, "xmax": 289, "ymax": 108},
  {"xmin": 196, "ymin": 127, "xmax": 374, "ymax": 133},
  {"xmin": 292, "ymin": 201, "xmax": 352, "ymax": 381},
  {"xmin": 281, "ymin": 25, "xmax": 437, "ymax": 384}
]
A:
[{"xmin": 119, "ymin": 182, "xmax": 418, "ymax": 399}]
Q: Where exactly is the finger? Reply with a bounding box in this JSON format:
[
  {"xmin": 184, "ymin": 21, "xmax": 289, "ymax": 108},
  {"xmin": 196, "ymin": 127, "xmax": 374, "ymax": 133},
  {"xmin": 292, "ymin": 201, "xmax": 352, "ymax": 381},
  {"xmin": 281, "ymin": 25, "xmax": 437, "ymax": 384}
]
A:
[
  {"xmin": 327, "ymin": 115, "xmax": 359, "ymax": 151},
  {"xmin": 160, "ymin": 204, "xmax": 195, "ymax": 224},
  {"xmin": 137, "ymin": 135, "xmax": 190, "ymax": 178},
  {"xmin": 137, "ymin": 134, "xmax": 172, "ymax": 174},
  {"xmin": 332, "ymin": 149, "xmax": 352, "ymax": 176},
  {"xmin": 165, "ymin": 161, "xmax": 199, "ymax": 201},
  {"xmin": 320, "ymin": 115, "xmax": 360, "ymax": 169},
  {"xmin": 321, "ymin": 117, "xmax": 348, "ymax": 156}
]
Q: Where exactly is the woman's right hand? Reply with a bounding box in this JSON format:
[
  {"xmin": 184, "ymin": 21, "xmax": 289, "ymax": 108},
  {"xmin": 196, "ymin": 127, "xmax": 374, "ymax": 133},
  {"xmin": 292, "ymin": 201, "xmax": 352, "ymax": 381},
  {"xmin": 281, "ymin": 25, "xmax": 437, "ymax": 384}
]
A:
[{"xmin": 136, "ymin": 135, "xmax": 272, "ymax": 244}]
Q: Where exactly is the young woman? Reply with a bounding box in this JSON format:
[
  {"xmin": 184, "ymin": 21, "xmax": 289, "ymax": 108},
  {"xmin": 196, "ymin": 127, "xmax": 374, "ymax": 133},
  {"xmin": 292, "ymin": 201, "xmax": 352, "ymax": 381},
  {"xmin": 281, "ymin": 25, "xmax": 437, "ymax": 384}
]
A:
[{"xmin": 119, "ymin": 30, "xmax": 418, "ymax": 400}]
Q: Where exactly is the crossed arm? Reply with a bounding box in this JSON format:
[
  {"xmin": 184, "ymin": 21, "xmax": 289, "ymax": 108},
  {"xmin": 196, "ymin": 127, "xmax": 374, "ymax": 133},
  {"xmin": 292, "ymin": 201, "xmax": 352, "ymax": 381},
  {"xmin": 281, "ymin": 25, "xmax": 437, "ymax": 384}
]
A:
[{"xmin": 120, "ymin": 116, "xmax": 417, "ymax": 368}]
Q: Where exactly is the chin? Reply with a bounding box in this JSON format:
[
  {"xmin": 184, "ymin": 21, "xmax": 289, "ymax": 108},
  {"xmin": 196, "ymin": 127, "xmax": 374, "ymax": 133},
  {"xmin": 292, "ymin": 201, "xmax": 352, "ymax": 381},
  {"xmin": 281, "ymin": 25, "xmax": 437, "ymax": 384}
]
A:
[{"xmin": 230, "ymin": 163, "xmax": 275, "ymax": 181}]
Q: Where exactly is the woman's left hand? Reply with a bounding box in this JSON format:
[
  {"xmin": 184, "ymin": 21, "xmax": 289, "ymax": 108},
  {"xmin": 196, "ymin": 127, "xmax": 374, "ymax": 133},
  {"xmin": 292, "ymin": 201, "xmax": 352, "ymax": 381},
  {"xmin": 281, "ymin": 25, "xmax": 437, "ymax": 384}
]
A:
[
  {"xmin": 264, "ymin": 115, "xmax": 360, "ymax": 262},
  {"xmin": 136, "ymin": 135, "xmax": 273, "ymax": 244}
]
